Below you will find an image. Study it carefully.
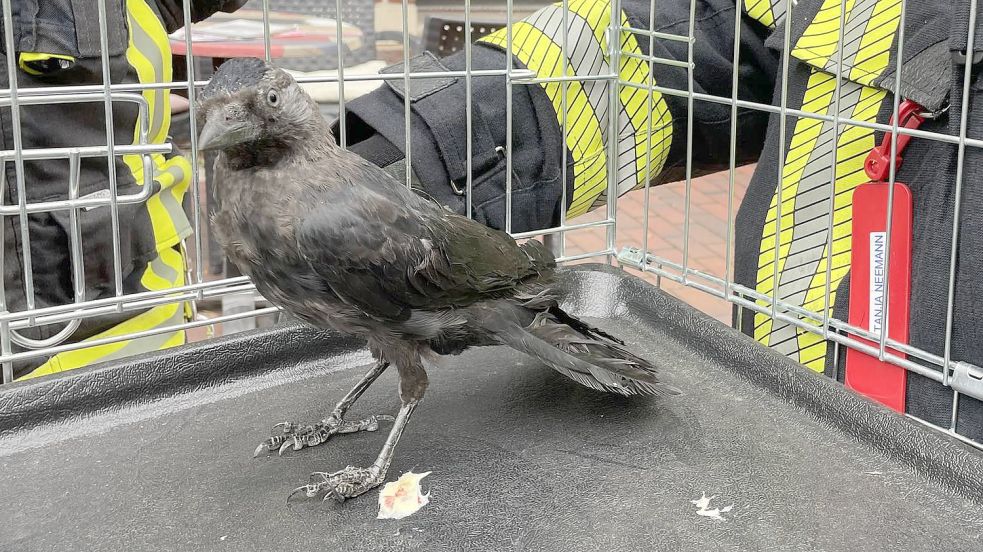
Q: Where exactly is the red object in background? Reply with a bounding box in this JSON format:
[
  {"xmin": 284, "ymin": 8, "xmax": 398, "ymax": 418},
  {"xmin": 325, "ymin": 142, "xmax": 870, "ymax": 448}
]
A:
[
  {"xmin": 845, "ymin": 99, "xmax": 923, "ymax": 413},
  {"xmin": 168, "ymin": 9, "xmax": 364, "ymax": 60}
]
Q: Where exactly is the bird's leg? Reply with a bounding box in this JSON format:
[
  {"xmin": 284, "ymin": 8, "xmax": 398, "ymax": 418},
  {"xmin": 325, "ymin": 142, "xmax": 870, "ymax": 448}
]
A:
[
  {"xmin": 255, "ymin": 360, "xmax": 393, "ymax": 457},
  {"xmin": 289, "ymin": 400, "xmax": 417, "ymax": 503},
  {"xmin": 288, "ymin": 357, "xmax": 427, "ymax": 503}
]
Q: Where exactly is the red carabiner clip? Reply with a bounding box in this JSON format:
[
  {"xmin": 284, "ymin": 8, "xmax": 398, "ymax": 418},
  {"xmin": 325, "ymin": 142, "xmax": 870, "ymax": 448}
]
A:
[{"xmin": 863, "ymin": 100, "xmax": 925, "ymax": 182}]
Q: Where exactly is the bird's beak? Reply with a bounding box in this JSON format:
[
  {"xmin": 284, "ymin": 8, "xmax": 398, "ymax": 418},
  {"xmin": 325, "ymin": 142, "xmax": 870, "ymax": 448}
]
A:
[{"xmin": 198, "ymin": 113, "xmax": 252, "ymax": 152}]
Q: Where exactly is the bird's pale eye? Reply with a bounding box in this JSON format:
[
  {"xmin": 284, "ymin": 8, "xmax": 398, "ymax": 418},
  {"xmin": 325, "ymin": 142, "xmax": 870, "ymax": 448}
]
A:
[{"xmin": 267, "ymin": 89, "xmax": 280, "ymax": 106}]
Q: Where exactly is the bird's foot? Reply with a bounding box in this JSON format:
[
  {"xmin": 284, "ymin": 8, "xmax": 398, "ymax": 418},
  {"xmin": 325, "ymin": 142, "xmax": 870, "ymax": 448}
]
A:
[
  {"xmin": 253, "ymin": 414, "xmax": 395, "ymax": 457},
  {"xmin": 288, "ymin": 466, "xmax": 384, "ymax": 503}
]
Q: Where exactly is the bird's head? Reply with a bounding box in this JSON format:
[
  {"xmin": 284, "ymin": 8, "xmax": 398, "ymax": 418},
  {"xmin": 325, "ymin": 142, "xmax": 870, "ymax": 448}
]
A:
[{"xmin": 196, "ymin": 57, "xmax": 325, "ymax": 157}]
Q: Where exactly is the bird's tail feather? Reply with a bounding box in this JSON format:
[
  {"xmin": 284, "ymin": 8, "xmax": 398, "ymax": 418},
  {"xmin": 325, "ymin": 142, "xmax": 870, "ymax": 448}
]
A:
[
  {"xmin": 546, "ymin": 304, "xmax": 627, "ymax": 346},
  {"xmin": 488, "ymin": 307, "xmax": 679, "ymax": 397}
]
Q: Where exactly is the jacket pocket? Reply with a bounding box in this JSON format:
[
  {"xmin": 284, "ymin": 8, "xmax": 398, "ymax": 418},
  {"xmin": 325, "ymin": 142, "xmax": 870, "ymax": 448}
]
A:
[{"xmin": 1, "ymin": 0, "xmax": 128, "ymax": 60}]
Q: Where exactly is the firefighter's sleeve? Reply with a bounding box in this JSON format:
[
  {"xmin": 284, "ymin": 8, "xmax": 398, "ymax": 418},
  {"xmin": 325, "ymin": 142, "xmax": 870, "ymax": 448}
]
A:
[{"xmin": 341, "ymin": 0, "xmax": 778, "ymax": 232}]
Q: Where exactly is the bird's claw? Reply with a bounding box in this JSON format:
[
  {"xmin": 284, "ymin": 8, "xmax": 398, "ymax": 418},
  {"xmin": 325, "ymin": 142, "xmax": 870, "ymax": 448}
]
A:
[
  {"xmin": 287, "ymin": 483, "xmax": 321, "ymax": 502},
  {"xmin": 253, "ymin": 442, "xmax": 267, "ymax": 458},
  {"xmin": 277, "ymin": 436, "xmax": 298, "ymax": 456},
  {"xmin": 272, "ymin": 421, "xmax": 293, "ymax": 432},
  {"xmin": 322, "ymin": 488, "xmax": 346, "ymax": 503},
  {"xmin": 286, "ymin": 466, "xmax": 383, "ymax": 503},
  {"xmin": 254, "ymin": 414, "xmax": 394, "ymax": 457}
]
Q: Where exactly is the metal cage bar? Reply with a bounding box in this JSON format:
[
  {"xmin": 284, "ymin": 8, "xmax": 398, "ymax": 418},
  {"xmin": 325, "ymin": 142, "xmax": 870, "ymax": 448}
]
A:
[
  {"xmin": 821, "ymin": 0, "xmax": 849, "ymax": 347},
  {"xmin": 181, "ymin": 2, "xmax": 205, "ymax": 296},
  {"xmin": 941, "ymin": 0, "xmax": 982, "ymax": 431},
  {"xmin": 96, "ymin": 0, "xmax": 125, "ymax": 300}
]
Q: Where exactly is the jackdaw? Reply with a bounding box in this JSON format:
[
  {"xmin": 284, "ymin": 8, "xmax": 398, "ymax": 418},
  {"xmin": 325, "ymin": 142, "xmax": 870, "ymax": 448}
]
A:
[{"xmin": 197, "ymin": 57, "xmax": 678, "ymax": 503}]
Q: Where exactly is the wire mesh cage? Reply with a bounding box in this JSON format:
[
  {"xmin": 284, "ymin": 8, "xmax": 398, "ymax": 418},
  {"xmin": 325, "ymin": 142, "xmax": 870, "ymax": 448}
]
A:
[{"xmin": 1, "ymin": 0, "xmax": 981, "ymax": 455}]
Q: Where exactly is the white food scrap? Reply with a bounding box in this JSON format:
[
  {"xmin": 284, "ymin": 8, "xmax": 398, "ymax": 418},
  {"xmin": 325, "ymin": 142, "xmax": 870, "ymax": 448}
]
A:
[
  {"xmin": 691, "ymin": 492, "xmax": 734, "ymax": 521},
  {"xmin": 377, "ymin": 471, "xmax": 432, "ymax": 520},
  {"xmin": 690, "ymin": 492, "xmax": 715, "ymax": 510}
]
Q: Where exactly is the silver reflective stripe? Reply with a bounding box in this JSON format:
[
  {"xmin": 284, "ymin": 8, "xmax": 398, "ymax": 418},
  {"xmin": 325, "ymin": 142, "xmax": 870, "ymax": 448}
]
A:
[
  {"xmin": 127, "ymin": 8, "xmax": 166, "ymax": 140},
  {"xmin": 820, "ymin": 0, "xmax": 879, "ymax": 77},
  {"xmin": 149, "ymin": 253, "xmax": 178, "ymax": 283},
  {"xmin": 157, "ymin": 163, "xmax": 192, "ymax": 239}
]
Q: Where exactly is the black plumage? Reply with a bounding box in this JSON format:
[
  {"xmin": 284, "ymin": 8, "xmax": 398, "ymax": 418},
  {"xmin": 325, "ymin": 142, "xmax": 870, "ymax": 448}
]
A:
[{"xmin": 198, "ymin": 58, "xmax": 678, "ymax": 502}]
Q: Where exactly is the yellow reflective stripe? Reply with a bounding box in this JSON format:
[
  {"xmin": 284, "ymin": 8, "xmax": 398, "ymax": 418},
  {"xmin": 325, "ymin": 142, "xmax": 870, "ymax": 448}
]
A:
[
  {"xmin": 563, "ymin": 0, "xmax": 672, "ymax": 212},
  {"xmin": 19, "ymin": 247, "xmax": 187, "ymax": 380},
  {"xmin": 744, "ymin": 0, "xmax": 777, "ymax": 28},
  {"xmin": 145, "ymin": 246, "xmax": 186, "ymax": 291},
  {"xmin": 744, "ymin": 0, "xmax": 787, "ymax": 29},
  {"xmin": 754, "ymin": 69, "xmax": 837, "ymax": 344},
  {"xmin": 482, "ymin": 23, "xmax": 608, "ymax": 219},
  {"xmin": 17, "ymin": 306, "xmax": 186, "ymax": 381},
  {"xmin": 849, "ymin": 0, "xmax": 902, "ymax": 84},
  {"xmin": 480, "ymin": 0, "xmax": 671, "ymax": 218},
  {"xmin": 17, "ymin": 52, "xmax": 76, "ymax": 75},
  {"xmin": 791, "ymin": 0, "xmax": 902, "ymax": 87},
  {"xmin": 561, "ymin": 0, "xmax": 616, "ymax": 214},
  {"xmin": 141, "ymin": 250, "xmax": 179, "ymax": 291},
  {"xmin": 17, "ymin": 52, "xmax": 75, "ymax": 63},
  {"xmin": 791, "ymin": 0, "xmax": 858, "ymax": 67},
  {"xmin": 180, "ymin": 241, "xmax": 195, "ymax": 321}
]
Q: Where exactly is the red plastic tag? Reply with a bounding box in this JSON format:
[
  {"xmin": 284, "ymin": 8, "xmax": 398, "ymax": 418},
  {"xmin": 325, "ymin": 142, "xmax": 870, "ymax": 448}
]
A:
[{"xmin": 846, "ymin": 182, "xmax": 912, "ymax": 412}]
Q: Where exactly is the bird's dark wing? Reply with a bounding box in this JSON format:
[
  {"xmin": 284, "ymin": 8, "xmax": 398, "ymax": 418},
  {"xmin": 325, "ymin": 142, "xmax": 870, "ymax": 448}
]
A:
[{"xmin": 295, "ymin": 156, "xmax": 554, "ymax": 321}]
